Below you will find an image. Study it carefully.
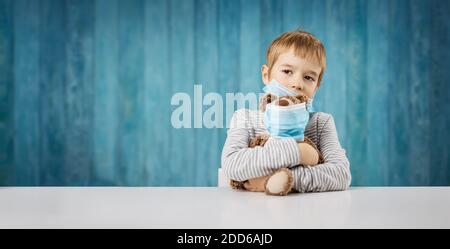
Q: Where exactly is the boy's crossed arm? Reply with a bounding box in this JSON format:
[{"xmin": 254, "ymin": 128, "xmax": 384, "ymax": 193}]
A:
[
  {"xmin": 292, "ymin": 115, "xmax": 351, "ymax": 192},
  {"xmin": 221, "ymin": 110, "xmax": 351, "ymax": 192},
  {"xmin": 221, "ymin": 109, "xmax": 314, "ymax": 182}
]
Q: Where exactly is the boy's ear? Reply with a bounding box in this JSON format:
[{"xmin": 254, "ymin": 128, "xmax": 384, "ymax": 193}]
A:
[{"xmin": 261, "ymin": 65, "xmax": 270, "ymax": 85}]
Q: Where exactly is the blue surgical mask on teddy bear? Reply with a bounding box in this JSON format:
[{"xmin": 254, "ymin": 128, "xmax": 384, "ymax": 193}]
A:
[
  {"xmin": 263, "ymin": 79, "xmax": 315, "ymax": 113},
  {"xmin": 264, "ymin": 102, "xmax": 309, "ymax": 141}
]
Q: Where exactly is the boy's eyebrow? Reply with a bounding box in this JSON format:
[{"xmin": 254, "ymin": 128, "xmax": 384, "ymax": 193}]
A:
[
  {"xmin": 280, "ymin": 64, "xmax": 320, "ymax": 77},
  {"xmin": 280, "ymin": 64, "xmax": 295, "ymax": 68},
  {"xmin": 305, "ymin": 70, "xmax": 318, "ymax": 77}
]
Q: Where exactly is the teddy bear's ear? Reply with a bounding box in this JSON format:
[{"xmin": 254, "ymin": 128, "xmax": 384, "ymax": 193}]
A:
[
  {"xmin": 266, "ymin": 93, "xmax": 275, "ymax": 104},
  {"xmin": 259, "ymin": 93, "xmax": 277, "ymax": 111}
]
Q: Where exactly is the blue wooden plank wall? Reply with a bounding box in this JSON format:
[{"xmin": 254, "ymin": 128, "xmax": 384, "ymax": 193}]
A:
[{"xmin": 0, "ymin": 0, "xmax": 449, "ymax": 186}]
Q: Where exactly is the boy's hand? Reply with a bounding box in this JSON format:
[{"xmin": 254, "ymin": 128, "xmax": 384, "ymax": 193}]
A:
[{"xmin": 298, "ymin": 142, "xmax": 320, "ymax": 166}]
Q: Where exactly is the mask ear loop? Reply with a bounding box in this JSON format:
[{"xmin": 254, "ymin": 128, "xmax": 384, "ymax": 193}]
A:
[{"xmin": 307, "ymin": 88, "xmax": 318, "ymax": 113}]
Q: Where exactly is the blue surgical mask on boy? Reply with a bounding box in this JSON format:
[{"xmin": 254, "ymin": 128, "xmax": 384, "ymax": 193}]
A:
[
  {"xmin": 264, "ymin": 102, "xmax": 310, "ymax": 141},
  {"xmin": 306, "ymin": 98, "xmax": 315, "ymax": 113},
  {"xmin": 263, "ymin": 79, "xmax": 298, "ymax": 97},
  {"xmin": 263, "ymin": 79, "xmax": 315, "ymax": 113}
]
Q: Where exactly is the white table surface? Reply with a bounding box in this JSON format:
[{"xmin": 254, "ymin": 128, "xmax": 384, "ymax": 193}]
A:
[{"xmin": 0, "ymin": 187, "xmax": 449, "ymax": 228}]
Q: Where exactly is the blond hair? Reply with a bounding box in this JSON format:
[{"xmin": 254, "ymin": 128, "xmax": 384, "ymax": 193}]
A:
[{"xmin": 266, "ymin": 30, "xmax": 326, "ymax": 85}]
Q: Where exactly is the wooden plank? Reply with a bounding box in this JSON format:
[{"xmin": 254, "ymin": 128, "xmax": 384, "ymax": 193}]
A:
[
  {"xmin": 388, "ymin": 0, "xmax": 411, "ymax": 185},
  {"xmin": 260, "ymin": 0, "xmax": 283, "ymax": 65},
  {"xmin": 0, "ymin": 0, "xmax": 13, "ymax": 185},
  {"xmin": 64, "ymin": 0, "xmax": 94, "ymax": 185},
  {"xmin": 408, "ymin": 0, "xmax": 431, "ymax": 185},
  {"xmin": 144, "ymin": 0, "xmax": 171, "ymax": 186},
  {"xmin": 430, "ymin": 0, "xmax": 450, "ymax": 185},
  {"xmin": 366, "ymin": 0, "xmax": 390, "ymax": 186},
  {"xmin": 302, "ymin": 0, "xmax": 326, "ymax": 113},
  {"xmin": 169, "ymin": 0, "xmax": 196, "ymax": 186},
  {"xmin": 93, "ymin": 0, "xmax": 119, "ymax": 185},
  {"xmin": 240, "ymin": 0, "xmax": 260, "ymax": 94},
  {"xmin": 39, "ymin": 0, "xmax": 67, "ymax": 185},
  {"xmin": 219, "ymin": 0, "xmax": 241, "ymax": 128},
  {"xmin": 13, "ymin": 0, "xmax": 41, "ymax": 185},
  {"xmin": 194, "ymin": 0, "xmax": 220, "ymax": 186},
  {"xmin": 344, "ymin": 0, "xmax": 367, "ymax": 185},
  {"xmin": 283, "ymin": 0, "xmax": 301, "ymax": 32},
  {"xmin": 117, "ymin": 0, "xmax": 146, "ymax": 186},
  {"xmin": 323, "ymin": 0, "xmax": 348, "ymax": 148}
]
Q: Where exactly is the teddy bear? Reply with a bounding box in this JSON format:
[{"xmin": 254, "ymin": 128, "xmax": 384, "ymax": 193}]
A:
[{"xmin": 230, "ymin": 93, "xmax": 324, "ymax": 195}]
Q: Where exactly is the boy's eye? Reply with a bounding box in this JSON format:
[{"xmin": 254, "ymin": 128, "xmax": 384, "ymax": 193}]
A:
[
  {"xmin": 304, "ymin": 75, "xmax": 315, "ymax": 82},
  {"xmin": 282, "ymin": 69, "xmax": 293, "ymax": 75}
]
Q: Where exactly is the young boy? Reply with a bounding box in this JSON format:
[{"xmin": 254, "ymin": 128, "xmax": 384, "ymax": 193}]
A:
[{"xmin": 221, "ymin": 30, "xmax": 351, "ymax": 195}]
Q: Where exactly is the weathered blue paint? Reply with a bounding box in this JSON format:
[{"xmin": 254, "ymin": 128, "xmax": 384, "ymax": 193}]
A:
[{"xmin": 0, "ymin": 0, "xmax": 449, "ymax": 186}]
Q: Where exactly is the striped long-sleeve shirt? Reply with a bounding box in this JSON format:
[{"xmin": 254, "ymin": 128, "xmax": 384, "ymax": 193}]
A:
[{"xmin": 221, "ymin": 109, "xmax": 351, "ymax": 193}]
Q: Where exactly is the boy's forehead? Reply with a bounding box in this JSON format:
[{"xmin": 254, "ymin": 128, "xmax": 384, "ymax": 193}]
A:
[{"xmin": 276, "ymin": 49, "xmax": 321, "ymax": 73}]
